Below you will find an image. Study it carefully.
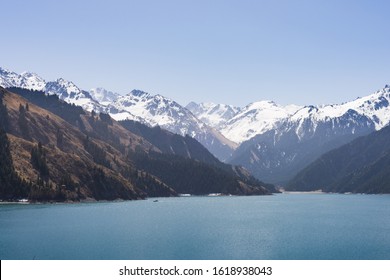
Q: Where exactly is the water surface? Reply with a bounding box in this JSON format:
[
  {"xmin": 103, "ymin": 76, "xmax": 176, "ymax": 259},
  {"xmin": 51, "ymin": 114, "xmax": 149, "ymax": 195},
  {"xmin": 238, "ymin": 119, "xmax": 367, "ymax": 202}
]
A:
[{"xmin": 1, "ymin": 194, "xmax": 389, "ymax": 259}]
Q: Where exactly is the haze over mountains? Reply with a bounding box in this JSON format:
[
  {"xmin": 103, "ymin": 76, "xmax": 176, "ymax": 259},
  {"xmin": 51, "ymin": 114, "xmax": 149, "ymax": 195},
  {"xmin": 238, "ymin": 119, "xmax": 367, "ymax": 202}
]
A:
[{"xmin": 1, "ymin": 66, "xmax": 390, "ymax": 193}]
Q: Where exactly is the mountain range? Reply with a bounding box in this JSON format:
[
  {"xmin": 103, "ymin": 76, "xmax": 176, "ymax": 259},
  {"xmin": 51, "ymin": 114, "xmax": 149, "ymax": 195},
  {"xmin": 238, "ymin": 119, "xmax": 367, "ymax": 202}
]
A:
[
  {"xmin": 1, "ymin": 66, "xmax": 390, "ymax": 193},
  {"xmin": 106, "ymin": 90, "xmax": 237, "ymax": 161},
  {"xmin": 224, "ymin": 86, "xmax": 390, "ymax": 183},
  {"xmin": 0, "ymin": 86, "xmax": 273, "ymax": 201},
  {"xmin": 0, "ymin": 67, "xmax": 235, "ymax": 161}
]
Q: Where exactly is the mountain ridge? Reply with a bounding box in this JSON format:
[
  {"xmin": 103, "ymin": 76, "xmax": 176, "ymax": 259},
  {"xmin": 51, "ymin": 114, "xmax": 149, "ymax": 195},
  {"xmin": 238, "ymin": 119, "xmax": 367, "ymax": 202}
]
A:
[
  {"xmin": 0, "ymin": 67, "xmax": 236, "ymax": 161},
  {"xmin": 0, "ymin": 86, "xmax": 272, "ymax": 201},
  {"xmin": 225, "ymin": 85, "xmax": 390, "ymax": 184},
  {"xmin": 2, "ymin": 66, "xmax": 390, "ymax": 188}
]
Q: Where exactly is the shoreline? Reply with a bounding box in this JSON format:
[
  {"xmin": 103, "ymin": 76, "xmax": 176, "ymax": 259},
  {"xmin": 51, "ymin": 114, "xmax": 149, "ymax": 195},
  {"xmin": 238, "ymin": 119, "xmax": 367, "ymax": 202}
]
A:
[
  {"xmin": 281, "ymin": 190, "xmax": 324, "ymax": 194},
  {"xmin": 2, "ymin": 192, "xmax": 389, "ymax": 205}
]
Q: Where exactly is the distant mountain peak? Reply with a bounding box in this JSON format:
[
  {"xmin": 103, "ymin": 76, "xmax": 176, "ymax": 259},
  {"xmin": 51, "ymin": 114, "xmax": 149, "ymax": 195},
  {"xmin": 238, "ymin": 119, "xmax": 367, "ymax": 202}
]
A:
[
  {"xmin": 186, "ymin": 101, "xmax": 240, "ymax": 131},
  {"xmin": 248, "ymin": 100, "xmax": 276, "ymax": 107},
  {"xmin": 108, "ymin": 91, "xmax": 236, "ymax": 161},
  {"xmin": 220, "ymin": 101, "xmax": 302, "ymax": 143},
  {"xmin": 90, "ymin": 87, "xmax": 120, "ymax": 104},
  {"xmin": 46, "ymin": 78, "xmax": 81, "ymax": 97},
  {"xmin": 0, "ymin": 67, "xmax": 12, "ymax": 74},
  {"xmin": 20, "ymin": 71, "xmax": 35, "ymax": 76},
  {"xmin": 0, "ymin": 67, "xmax": 46, "ymax": 91},
  {"xmin": 130, "ymin": 89, "xmax": 149, "ymax": 97}
]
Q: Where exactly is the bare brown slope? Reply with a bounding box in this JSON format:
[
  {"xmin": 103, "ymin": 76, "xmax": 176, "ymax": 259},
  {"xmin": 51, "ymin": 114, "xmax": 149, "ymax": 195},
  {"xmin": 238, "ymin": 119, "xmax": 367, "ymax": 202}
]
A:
[{"xmin": 4, "ymin": 90, "xmax": 155, "ymax": 154}]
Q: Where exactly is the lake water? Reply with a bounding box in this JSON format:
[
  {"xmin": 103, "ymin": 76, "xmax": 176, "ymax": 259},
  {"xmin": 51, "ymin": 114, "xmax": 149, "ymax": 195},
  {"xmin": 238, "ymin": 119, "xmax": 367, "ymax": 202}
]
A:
[{"xmin": 1, "ymin": 193, "xmax": 390, "ymax": 260}]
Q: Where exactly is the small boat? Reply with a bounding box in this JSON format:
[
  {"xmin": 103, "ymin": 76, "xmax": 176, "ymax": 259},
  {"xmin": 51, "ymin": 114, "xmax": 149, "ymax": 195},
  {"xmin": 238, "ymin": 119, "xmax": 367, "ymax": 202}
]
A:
[
  {"xmin": 208, "ymin": 193, "xmax": 222, "ymax": 196},
  {"xmin": 179, "ymin": 194, "xmax": 191, "ymax": 197},
  {"xmin": 153, "ymin": 200, "xmax": 158, "ymax": 202}
]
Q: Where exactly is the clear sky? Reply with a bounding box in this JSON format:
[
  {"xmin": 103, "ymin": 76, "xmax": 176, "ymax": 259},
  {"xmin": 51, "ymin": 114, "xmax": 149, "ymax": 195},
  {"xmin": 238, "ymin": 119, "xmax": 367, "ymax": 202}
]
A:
[{"xmin": 1, "ymin": 0, "xmax": 390, "ymax": 107}]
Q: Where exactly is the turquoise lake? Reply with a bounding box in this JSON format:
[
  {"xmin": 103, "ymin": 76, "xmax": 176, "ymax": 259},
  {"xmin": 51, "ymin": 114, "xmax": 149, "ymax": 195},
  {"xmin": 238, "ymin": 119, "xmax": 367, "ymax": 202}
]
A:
[{"xmin": 1, "ymin": 193, "xmax": 390, "ymax": 260}]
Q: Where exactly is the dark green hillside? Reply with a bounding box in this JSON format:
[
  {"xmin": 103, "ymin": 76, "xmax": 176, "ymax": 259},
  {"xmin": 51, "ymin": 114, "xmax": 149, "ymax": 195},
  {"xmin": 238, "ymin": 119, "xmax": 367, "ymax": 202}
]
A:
[
  {"xmin": 287, "ymin": 125, "xmax": 390, "ymax": 193},
  {"xmin": 129, "ymin": 150, "xmax": 270, "ymax": 195},
  {"xmin": 121, "ymin": 120, "xmax": 277, "ymax": 193},
  {"xmin": 120, "ymin": 120, "xmax": 221, "ymax": 166},
  {"xmin": 330, "ymin": 152, "xmax": 390, "ymax": 193}
]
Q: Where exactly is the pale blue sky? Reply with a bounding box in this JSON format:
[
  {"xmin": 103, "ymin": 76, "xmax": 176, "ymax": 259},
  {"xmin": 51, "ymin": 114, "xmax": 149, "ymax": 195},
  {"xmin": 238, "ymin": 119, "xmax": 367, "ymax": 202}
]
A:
[{"xmin": 1, "ymin": 0, "xmax": 390, "ymax": 107}]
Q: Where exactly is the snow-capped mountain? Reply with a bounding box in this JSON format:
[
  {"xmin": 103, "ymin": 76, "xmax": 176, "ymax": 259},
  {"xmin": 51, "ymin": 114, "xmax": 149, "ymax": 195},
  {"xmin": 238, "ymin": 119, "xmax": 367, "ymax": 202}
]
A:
[
  {"xmin": 277, "ymin": 84, "xmax": 390, "ymax": 144},
  {"xmin": 228, "ymin": 85, "xmax": 390, "ymax": 184},
  {"xmin": 0, "ymin": 67, "xmax": 105, "ymax": 113},
  {"xmin": 186, "ymin": 102, "xmax": 240, "ymax": 130},
  {"xmin": 3, "ymin": 66, "xmax": 390, "ymax": 178},
  {"xmin": 187, "ymin": 86, "xmax": 390, "ymax": 148},
  {"xmin": 108, "ymin": 90, "xmax": 237, "ymax": 161},
  {"xmin": 0, "ymin": 67, "xmax": 45, "ymax": 91},
  {"xmin": 45, "ymin": 78, "xmax": 104, "ymax": 112},
  {"xmin": 290, "ymin": 85, "xmax": 390, "ymax": 131},
  {"xmin": 90, "ymin": 87, "xmax": 120, "ymax": 105},
  {"xmin": 0, "ymin": 66, "xmax": 237, "ymax": 160},
  {"xmin": 220, "ymin": 101, "xmax": 302, "ymax": 143},
  {"xmin": 19, "ymin": 72, "xmax": 46, "ymax": 91}
]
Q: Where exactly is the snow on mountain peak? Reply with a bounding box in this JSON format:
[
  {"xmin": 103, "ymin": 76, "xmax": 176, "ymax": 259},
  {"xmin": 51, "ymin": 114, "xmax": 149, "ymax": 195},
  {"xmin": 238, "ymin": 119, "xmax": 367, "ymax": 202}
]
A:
[
  {"xmin": 129, "ymin": 89, "xmax": 150, "ymax": 97},
  {"xmin": 43, "ymin": 78, "xmax": 104, "ymax": 112},
  {"xmin": 110, "ymin": 89, "xmax": 187, "ymax": 124},
  {"xmin": 20, "ymin": 72, "xmax": 46, "ymax": 91},
  {"xmin": 218, "ymin": 84, "xmax": 390, "ymax": 144},
  {"xmin": 287, "ymin": 85, "xmax": 390, "ymax": 131},
  {"xmin": 0, "ymin": 68, "xmax": 45, "ymax": 91},
  {"xmin": 90, "ymin": 87, "xmax": 120, "ymax": 105},
  {"xmin": 186, "ymin": 101, "xmax": 240, "ymax": 130},
  {"xmin": 220, "ymin": 101, "xmax": 302, "ymax": 143},
  {"xmin": 0, "ymin": 67, "xmax": 21, "ymax": 88},
  {"xmin": 45, "ymin": 78, "xmax": 82, "ymax": 98},
  {"xmin": 3, "ymin": 65, "xmax": 390, "ymax": 159},
  {"xmin": 108, "ymin": 89, "xmax": 236, "ymax": 161}
]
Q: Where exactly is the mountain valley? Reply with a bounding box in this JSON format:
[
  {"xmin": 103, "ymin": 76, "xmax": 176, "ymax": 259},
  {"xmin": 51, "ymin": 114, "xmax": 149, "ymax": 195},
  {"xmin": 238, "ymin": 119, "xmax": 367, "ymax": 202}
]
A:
[{"xmin": 1, "ymin": 66, "xmax": 390, "ymax": 194}]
